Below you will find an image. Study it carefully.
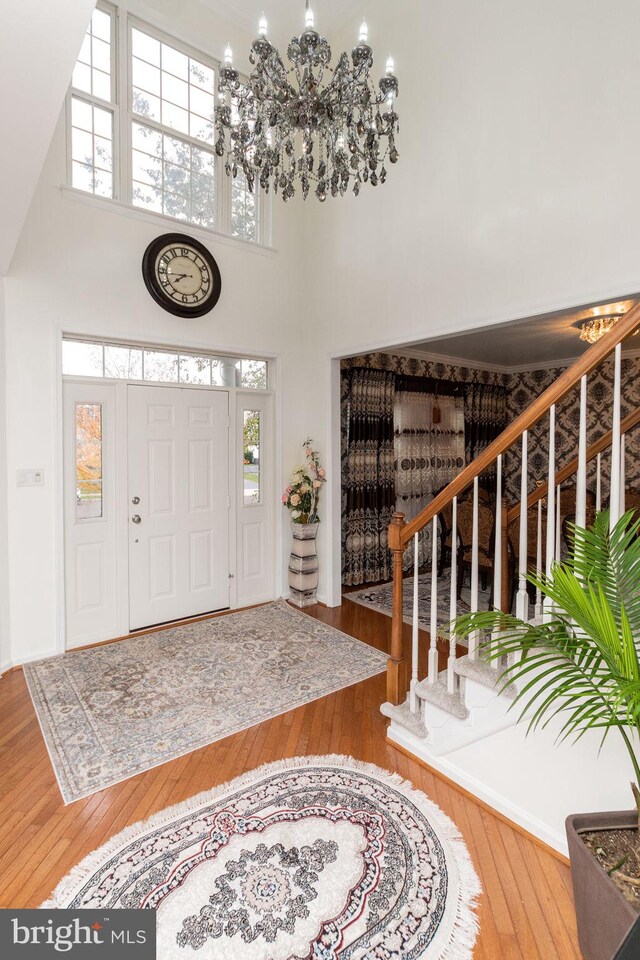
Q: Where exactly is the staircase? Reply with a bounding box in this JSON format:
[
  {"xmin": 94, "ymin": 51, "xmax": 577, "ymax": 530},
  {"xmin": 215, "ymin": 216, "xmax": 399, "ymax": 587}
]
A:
[{"xmin": 380, "ymin": 303, "xmax": 640, "ymax": 853}]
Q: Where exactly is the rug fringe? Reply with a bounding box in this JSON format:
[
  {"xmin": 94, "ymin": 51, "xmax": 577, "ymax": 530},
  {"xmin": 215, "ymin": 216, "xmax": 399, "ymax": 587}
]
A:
[{"xmin": 41, "ymin": 754, "xmax": 481, "ymax": 959}]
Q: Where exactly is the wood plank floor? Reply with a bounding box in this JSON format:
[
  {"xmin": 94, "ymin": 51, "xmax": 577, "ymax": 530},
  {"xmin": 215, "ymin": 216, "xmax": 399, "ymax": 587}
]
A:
[{"xmin": 0, "ymin": 598, "xmax": 583, "ymax": 959}]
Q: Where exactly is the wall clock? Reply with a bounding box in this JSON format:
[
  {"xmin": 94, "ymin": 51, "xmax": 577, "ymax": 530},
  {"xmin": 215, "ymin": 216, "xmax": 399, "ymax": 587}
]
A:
[{"xmin": 142, "ymin": 233, "xmax": 222, "ymax": 318}]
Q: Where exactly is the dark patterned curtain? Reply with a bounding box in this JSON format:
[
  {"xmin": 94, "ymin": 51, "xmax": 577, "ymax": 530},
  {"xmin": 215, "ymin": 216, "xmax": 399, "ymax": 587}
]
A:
[
  {"xmin": 343, "ymin": 368, "xmax": 396, "ymax": 585},
  {"xmin": 464, "ymin": 383, "xmax": 508, "ymax": 467}
]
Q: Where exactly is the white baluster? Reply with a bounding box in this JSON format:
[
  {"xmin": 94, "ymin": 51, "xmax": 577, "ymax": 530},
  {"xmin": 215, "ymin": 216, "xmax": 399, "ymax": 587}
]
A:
[
  {"xmin": 409, "ymin": 533, "xmax": 419, "ymax": 713},
  {"xmin": 535, "ymin": 498, "xmax": 543, "ymax": 619},
  {"xmin": 447, "ymin": 496, "xmax": 458, "ymax": 693},
  {"xmin": 428, "ymin": 515, "xmax": 439, "ymax": 682},
  {"xmin": 609, "ymin": 342, "xmax": 622, "ymax": 530},
  {"xmin": 575, "ymin": 375, "xmax": 587, "ymax": 529},
  {"xmin": 620, "ymin": 435, "xmax": 626, "ymax": 516},
  {"xmin": 516, "ymin": 432, "xmax": 529, "ymax": 621},
  {"xmin": 544, "ymin": 405, "xmax": 556, "ymax": 620},
  {"xmin": 556, "ymin": 482, "xmax": 562, "ymax": 560},
  {"xmin": 596, "ymin": 452, "xmax": 602, "ymax": 513},
  {"xmin": 469, "ymin": 477, "xmax": 480, "ymax": 660},
  {"xmin": 490, "ymin": 455, "xmax": 503, "ymax": 665}
]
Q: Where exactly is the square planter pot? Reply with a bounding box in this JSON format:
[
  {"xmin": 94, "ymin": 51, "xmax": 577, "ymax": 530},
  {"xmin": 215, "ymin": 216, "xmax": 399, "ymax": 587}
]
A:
[{"xmin": 566, "ymin": 810, "xmax": 638, "ymax": 960}]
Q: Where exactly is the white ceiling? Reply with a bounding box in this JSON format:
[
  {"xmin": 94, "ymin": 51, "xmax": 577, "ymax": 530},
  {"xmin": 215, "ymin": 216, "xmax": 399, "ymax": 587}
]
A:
[
  {"xmin": 398, "ymin": 298, "xmax": 640, "ymax": 370},
  {"xmin": 198, "ymin": 0, "xmax": 363, "ymax": 40}
]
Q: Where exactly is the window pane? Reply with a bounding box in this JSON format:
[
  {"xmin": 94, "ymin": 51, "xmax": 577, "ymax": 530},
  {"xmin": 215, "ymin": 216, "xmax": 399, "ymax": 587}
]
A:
[
  {"xmin": 212, "ymin": 358, "xmax": 241, "ymax": 387},
  {"xmin": 243, "ymin": 410, "xmax": 261, "ymax": 504},
  {"xmin": 63, "ymin": 340, "xmax": 104, "ymax": 376},
  {"xmin": 104, "ymin": 345, "xmax": 143, "ymax": 379},
  {"xmin": 72, "ymin": 8, "xmax": 113, "ymax": 102},
  {"xmin": 180, "ymin": 355, "xmax": 211, "ymax": 384},
  {"xmin": 161, "ymin": 43, "xmax": 188, "ymax": 80},
  {"xmin": 231, "ymin": 172, "xmax": 258, "ymax": 242},
  {"xmin": 71, "ymin": 99, "xmax": 113, "ymax": 197},
  {"xmin": 241, "ymin": 359, "xmax": 268, "ymax": 390},
  {"xmin": 143, "ymin": 351, "xmax": 178, "ymax": 382},
  {"xmin": 76, "ymin": 403, "xmax": 103, "ymax": 519},
  {"xmin": 132, "ymin": 28, "xmax": 160, "ymax": 66},
  {"xmin": 132, "ymin": 57, "xmax": 161, "ymax": 96}
]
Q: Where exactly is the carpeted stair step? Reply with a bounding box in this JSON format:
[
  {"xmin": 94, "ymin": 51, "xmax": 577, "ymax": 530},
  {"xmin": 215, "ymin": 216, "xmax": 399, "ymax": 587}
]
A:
[
  {"xmin": 453, "ymin": 654, "xmax": 517, "ymax": 699},
  {"xmin": 414, "ymin": 676, "xmax": 470, "ymax": 720},
  {"xmin": 380, "ymin": 700, "xmax": 428, "ymax": 738}
]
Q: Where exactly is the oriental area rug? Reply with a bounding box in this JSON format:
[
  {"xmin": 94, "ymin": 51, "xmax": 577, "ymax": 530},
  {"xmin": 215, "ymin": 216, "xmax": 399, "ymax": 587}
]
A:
[
  {"xmin": 42, "ymin": 755, "xmax": 481, "ymax": 960},
  {"xmin": 23, "ymin": 601, "xmax": 387, "ymax": 804},
  {"xmin": 348, "ymin": 573, "xmax": 492, "ymax": 641}
]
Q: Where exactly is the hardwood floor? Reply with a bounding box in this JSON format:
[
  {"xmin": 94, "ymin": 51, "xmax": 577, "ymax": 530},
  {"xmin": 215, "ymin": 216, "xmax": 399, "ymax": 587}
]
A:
[{"xmin": 0, "ymin": 598, "xmax": 583, "ymax": 959}]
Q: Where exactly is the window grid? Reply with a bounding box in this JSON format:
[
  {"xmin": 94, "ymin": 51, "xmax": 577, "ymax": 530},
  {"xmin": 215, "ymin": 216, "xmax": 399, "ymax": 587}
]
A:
[
  {"xmin": 67, "ymin": 6, "xmax": 263, "ymax": 243},
  {"xmin": 62, "ymin": 339, "xmax": 269, "ymax": 390},
  {"xmin": 70, "ymin": 4, "xmax": 116, "ymax": 198}
]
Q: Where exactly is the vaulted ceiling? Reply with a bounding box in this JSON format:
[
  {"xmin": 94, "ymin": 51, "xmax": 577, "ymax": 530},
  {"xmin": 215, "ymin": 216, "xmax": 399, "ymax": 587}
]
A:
[
  {"xmin": 0, "ymin": 0, "xmax": 96, "ymax": 277},
  {"xmin": 199, "ymin": 0, "xmax": 363, "ymax": 39}
]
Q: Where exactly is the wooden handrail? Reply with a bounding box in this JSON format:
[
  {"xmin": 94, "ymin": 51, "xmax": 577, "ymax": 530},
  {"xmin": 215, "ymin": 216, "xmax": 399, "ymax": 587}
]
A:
[
  {"xmin": 398, "ymin": 301, "xmax": 640, "ymax": 546},
  {"xmin": 506, "ymin": 405, "xmax": 640, "ymax": 524}
]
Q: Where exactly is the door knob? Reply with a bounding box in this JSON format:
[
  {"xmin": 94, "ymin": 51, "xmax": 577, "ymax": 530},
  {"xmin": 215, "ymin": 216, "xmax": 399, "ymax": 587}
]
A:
[
  {"xmin": 131, "ymin": 496, "xmax": 140, "ymax": 505},
  {"xmin": 131, "ymin": 514, "xmax": 142, "ymax": 524}
]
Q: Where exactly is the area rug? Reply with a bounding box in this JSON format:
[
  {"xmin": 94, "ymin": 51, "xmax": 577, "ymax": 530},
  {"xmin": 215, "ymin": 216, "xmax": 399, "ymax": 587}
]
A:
[
  {"xmin": 23, "ymin": 602, "xmax": 387, "ymax": 804},
  {"xmin": 42, "ymin": 755, "xmax": 481, "ymax": 960},
  {"xmin": 348, "ymin": 573, "xmax": 492, "ymax": 640}
]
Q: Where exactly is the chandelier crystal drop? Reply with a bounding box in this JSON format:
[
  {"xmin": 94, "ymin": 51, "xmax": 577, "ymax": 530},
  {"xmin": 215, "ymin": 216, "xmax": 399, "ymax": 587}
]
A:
[
  {"xmin": 579, "ymin": 314, "xmax": 622, "ymax": 344},
  {"xmin": 215, "ymin": 1, "xmax": 399, "ymax": 202}
]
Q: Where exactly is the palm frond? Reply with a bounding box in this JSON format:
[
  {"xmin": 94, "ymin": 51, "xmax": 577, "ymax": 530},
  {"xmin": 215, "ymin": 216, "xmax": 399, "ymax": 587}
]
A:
[{"xmin": 449, "ymin": 510, "xmax": 640, "ymax": 798}]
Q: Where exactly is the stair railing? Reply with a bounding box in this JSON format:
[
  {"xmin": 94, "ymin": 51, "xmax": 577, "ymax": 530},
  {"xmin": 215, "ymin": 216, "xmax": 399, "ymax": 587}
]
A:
[{"xmin": 386, "ymin": 301, "xmax": 640, "ymax": 707}]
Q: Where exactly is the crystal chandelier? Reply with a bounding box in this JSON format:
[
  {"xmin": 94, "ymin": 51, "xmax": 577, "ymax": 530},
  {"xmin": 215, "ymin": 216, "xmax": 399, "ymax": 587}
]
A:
[
  {"xmin": 215, "ymin": 1, "xmax": 399, "ymax": 202},
  {"xmin": 578, "ymin": 313, "xmax": 623, "ymax": 344}
]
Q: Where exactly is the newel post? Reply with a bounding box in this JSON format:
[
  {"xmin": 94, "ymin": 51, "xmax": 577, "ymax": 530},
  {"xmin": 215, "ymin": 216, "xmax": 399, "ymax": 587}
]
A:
[
  {"xmin": 500, "ymin": 497, "xmax": 510, "ymax": 613},
  {"xmin": 387, "ymin": 512, "xmax": 407, "ymax": 705}
]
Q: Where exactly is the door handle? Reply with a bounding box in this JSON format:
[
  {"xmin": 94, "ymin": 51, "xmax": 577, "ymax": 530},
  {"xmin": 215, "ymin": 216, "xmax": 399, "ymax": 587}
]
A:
[{"xmin": 131, "ymin": 514, "xmax": 142, "ymax": 524}]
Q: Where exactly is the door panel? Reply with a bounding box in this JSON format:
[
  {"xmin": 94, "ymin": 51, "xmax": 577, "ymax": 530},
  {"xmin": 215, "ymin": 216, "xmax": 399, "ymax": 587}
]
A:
[{"xmin": 128, "ymin": 385, "xmax": 230, "ymax": 630}]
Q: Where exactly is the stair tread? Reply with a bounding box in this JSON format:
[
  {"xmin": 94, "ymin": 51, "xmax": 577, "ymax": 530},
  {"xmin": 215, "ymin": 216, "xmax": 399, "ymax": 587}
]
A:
[
  {"xmin": 414, "ymin": 676, "xmax": 470, "ymax": 720},
  {"xmin": 453, "ymin": 654, "xmax": 517, "ymax": 699},
  {"xmin": 380, "ymin": 700, "xmax": 428, "ymax": 738}
]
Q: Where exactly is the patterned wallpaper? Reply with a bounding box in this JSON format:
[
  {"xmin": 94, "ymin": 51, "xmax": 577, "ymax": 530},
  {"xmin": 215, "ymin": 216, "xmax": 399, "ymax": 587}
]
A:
[
  {"xmin": 341, "ymin": 351, "xmax": 639, "ymax": 518},
  {"xmin": 504, "ymin": 356, "xmax": 640, "ymax": 503}
]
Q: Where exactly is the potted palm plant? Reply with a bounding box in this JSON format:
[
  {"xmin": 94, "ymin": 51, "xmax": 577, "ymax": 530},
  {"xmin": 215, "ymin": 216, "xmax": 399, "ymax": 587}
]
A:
[{"xmin": 451, "ymin": 510, "xmax": 640, "ymax": 960}]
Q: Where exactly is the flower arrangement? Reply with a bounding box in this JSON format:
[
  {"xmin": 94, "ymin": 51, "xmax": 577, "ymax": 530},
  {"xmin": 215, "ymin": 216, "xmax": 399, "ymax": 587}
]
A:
[{"xmin": 282, "ymin": 438, "xmax": 327, "ymax": 524}]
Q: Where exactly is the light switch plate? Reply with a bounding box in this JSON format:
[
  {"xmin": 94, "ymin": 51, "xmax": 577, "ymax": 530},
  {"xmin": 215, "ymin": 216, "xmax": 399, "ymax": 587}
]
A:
[{"xmin": 16, "ymin": 468, "xmax": 45, "ymax": 487}]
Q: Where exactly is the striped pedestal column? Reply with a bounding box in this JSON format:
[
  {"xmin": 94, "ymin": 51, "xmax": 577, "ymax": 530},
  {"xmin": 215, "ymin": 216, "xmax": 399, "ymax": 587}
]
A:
[{"xmin": 288, "ymin": 522, "xmax": 319, "ymax": 608}]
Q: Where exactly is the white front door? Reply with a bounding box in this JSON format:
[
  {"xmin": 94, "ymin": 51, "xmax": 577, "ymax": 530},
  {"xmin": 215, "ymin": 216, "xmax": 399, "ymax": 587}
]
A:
[{"xmin": 127, "ymin": 385, "xmax": 230, "ymax": 630}]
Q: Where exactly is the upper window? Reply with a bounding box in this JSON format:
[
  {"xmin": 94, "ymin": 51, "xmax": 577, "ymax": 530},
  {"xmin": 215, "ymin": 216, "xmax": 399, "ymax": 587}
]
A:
[
  {"xmin": 62, "ymin": 338, "xmax": 269, "ymax": 390},
  {"xmin": 67, "ymin": 5, "xmax": 263, "ymax": 243}
]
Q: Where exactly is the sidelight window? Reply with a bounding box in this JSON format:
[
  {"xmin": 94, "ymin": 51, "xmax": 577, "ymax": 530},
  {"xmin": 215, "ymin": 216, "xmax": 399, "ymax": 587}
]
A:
[{"xmin": 75, "ymin": 403, "xmax": 104, "ymax": 520}]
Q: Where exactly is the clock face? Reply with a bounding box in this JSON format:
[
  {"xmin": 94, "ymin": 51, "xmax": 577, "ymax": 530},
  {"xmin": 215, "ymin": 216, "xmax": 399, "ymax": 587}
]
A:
[{"xmin": 142, "ymin": 234, "xmax": 222, "ymax": 317}]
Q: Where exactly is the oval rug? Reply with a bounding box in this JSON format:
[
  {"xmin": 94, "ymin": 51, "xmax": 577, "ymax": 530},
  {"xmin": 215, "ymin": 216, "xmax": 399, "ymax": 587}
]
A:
[{"xmin": 43, "ymin": 755, "xmax": 481, "ymax": 959}]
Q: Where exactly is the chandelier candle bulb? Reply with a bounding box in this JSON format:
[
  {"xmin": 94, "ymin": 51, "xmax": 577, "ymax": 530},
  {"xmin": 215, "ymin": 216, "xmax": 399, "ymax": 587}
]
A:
[
  {"xmin": 305, "ymin": 6, "xmax": 315, "ymax": 29},
  {"xmin": 258, "ymin": 13, "xmax": 268, "ymax": 37},
  {"xmin": 224, "ymin": 44, "xmax": 233, "ymax": 66},
  {"xmin": 359, "ymin": 20, "xmax": 369, "ymax": 44},
  {"xmin": 386, "ymin": 55, "xmax": 395, "ymax": 75}
]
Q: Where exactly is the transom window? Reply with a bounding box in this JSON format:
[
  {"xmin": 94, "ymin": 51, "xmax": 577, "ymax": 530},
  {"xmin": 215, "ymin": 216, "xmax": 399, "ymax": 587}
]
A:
[
  {"xmin": 67, "ymin": 4, "xmax": 264, "ymax": 244},
  {"xmin": 62, "ymin": 338, "xmax": 269, "ymax": 390}
]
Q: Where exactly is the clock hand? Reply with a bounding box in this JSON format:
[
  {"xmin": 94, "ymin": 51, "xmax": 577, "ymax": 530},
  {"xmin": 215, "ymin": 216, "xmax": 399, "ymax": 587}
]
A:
[{"xmin": 168, "ymin": 273, "xmax": 194, "ymax": 282}]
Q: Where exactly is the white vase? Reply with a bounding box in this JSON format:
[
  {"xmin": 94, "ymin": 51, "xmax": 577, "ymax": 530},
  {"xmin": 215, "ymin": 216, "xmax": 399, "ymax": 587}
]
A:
[{"xmin": 288, "ymin": 521, "xmax": 319, "ymax": 608}]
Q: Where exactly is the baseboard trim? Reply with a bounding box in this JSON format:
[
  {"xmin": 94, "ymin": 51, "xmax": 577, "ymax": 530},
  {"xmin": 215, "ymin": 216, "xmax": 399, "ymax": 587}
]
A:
[{"xmin": 387, "ymin": 735, "xmax": 570, "ymax": 866}]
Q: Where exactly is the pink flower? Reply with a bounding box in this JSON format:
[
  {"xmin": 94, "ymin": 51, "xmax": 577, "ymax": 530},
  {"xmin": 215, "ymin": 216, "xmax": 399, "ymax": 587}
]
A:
[
  {"xmin": 281, "ymin": 493, "xmax": 288, "ymax": 504},
  {"xmin": 318, "ymin": 468, "xmax": 326, "ymax": 478},
  {"xmin": 313, "ymin": 479, "xmax": 322, "ymax": 488},
  {"xmin": 305, "ymin": 447, "xmax": 313, "ymax": 456},
  {"xmin": 290, "ymin": 493, "xmax": 301, "ymax": 506}
]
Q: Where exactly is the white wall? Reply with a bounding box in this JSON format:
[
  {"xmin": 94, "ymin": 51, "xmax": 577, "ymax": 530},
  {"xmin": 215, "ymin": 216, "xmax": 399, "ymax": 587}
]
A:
[
  {"xmin": 4, "ymin": 0, "xmax": 640, "ymax": 665},
  {"xmin": 1, "ymin": 0, "xmax": 318, "ymax": 665},
  {"xmin": 300, "ymin": 0, "xmax": 640, "ymax": 599},
  {"xmin": 0, "ymin": 280, "xmax": 10, "ymax": 671}
]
